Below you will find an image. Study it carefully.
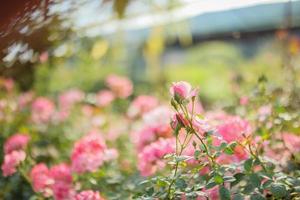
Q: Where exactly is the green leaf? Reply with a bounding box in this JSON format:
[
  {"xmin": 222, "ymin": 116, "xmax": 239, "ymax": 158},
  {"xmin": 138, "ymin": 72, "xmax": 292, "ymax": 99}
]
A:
[
  {"xmin": 250, "ymin": 193, "xmax": 265, "ymax": 200},
  {"xmin": 244, "ymin": 158, "xmax": 253, "ymax": 172},
  {"xmin": 233, "ymin": 193, "xmax": 244, "ymax": 200},
  {"xmin": 224, "ymin": 147, "xmax": 234, "ymax": 155},
  {"xmin": 214, "ymin": 174, "xmax": 224, "ymax": 184},
  {"xmin": 270, "ymin": 183, "xmax": 287, "ymax": 198},
  {"xmin": 249, "ymin": 173, "xmax": 262, "ymax": 188},
  {"xmin": 231, "ymin": 173, "xmax": 245, "ymax": 187},
  {"xmin": 175, "ymin": 178, "xmax": 187, "ymax": 189},
  {"xmin": 219, "ymin": 186, "xmax": 231, "ymax": 200}
]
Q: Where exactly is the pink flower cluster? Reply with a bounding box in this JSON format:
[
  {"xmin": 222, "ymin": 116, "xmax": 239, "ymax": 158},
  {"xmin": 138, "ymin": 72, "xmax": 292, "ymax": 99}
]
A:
[
  {"xmin": 31, "ymin": 97, "xmax": 55, "ymax": 124},
  {"xmin": 138, "ymin": 138, "xmax": 175, "ymax": 176},
  {"xmin": 1, "ymin": 151, "xmax": 26, "ymax": 177},
  {"xmin": 30, "ymin": 163, "xmax": 104, "ymax": 200},
  {"xmin": 105, "ymin": 74, "xmax": 133, "ymax": 99},
  {"xmin": 75, "ymin": 190, "xmax": 104, "ymax": 200},
  {"xmin": 71, "ymin": 131, "xmax": 107, "ymax": 173},
  {"xmin": 1, "ymin": 133, "xmax": 30, "ymax": 177},
  {"xmin": 4, "ymin": 133, "xmax": 30, "ymax": 154}
]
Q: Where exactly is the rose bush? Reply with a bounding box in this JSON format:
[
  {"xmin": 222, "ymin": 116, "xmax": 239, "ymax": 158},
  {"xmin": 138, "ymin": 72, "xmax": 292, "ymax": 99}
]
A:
[{"xmin": 0, "ymin": 75, "xmax": 300, "ymax": 200}]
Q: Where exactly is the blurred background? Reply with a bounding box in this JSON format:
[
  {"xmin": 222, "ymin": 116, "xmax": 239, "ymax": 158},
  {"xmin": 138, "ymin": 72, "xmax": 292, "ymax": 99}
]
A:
[{"xmin": 1, "ymin": 0, "xmax": 300, "ymax": 105}]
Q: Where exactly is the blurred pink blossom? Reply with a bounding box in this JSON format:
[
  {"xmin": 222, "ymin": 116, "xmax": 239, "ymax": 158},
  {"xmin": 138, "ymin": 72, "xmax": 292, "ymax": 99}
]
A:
[
  {"xmin": 4, "ymin": 133, "xmax": 30, "ymax": 154},
  {"xmin": 105, "ymin": 74, "xmax": 133, "ymax": 98},
  {"xmin": 258, "ymin": 104, "xmax": 272, "ymax": 122},
  {"xmin": 31, "ymin": 97, "xmax": 55, "ymax": 124},
  {"xmin": 39, "ymin": 51, "xmax": 49, "ymax": 63},
  {"xmin": 71, "ymin": 132, "xmax": 107, "ymax": 173},
  {"xmin": 138, "ymin": 138, "xmax": 175, "ymax": 176},
  {"xmin": 59, "ymin": 89, "xmax": 84, "ymax": 110},
  {"xmin": 18, "ymin": 91, "xmax": 34, "ymax": 109},
  {"xmin": 96, "ymin": 90, "xmax": 115, "ymax": 107},
  {"xmin": 30, "ymin": 163, "xmax": 74, "ymax": 200},
  {"xmin": 217, "ymin": 116, "xmax": 252, "ymax": 142},
  {"xmin": 282, "ymin": 133, "xmax": 300, "ymax": 152},
  {"xmin": 239, "ymin": 96, "xmax": 249, "ymax": 106},
  {"xmin": 103, "ymin": 148, "xmax": 119, "ymax": 161},
  {"xmin": 50, "ymin": 164, "xmax": 74, "ymax": 200},
  {"xmin": 127, "ymin": 95, "xmax": 158, "ymax": 118},
  {"xmin": 75, "ymin": 190, "xmax": 104, "ymax": 200},
  {"xmin": 30, "ymin": 163, "xmax": 54, "ymax": 197},
  {"xmin": 1, "ymin": 150, "xmax": 26, "ymax": 177}
]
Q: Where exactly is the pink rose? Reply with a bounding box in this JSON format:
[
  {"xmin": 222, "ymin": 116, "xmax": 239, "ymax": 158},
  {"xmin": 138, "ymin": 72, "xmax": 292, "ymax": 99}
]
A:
[
  {"xmin": 75, "ymin": 190, "xmax": 104, "ymax": 200},
  {"xmin": 170, "ymin": 81, "xmax": 194, "ymax": 100},
  {"xmin": 4, "ymin": 133, "xmax": 30, "ymax": 154},
  {"xmin": 71, "ymin": 132, "xmax": 107, "ymax": 173},
  {"xmin": 1, "ymin": 150, "xmax": 26, "ymax": 177}
]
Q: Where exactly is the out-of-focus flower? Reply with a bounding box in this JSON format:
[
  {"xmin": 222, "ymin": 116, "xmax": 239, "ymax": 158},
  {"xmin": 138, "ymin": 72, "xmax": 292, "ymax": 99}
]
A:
[
  {"xmin": 31, "ymin": 97, "xmax": 55, "ymax": 124},
  {"xmin": 138, "ymin": 138, "xmax": 175, "ymax": 176},
  {"xmin": 18, "ymin": 91, "xmax": 34, "ymax": 109},
  {"xmin": 30, "ymin": 163, "xmax": 54, "ymax": 197},
  {"xmin": 105, "ymin": 74, "xmax": 133, "ymax": 98},
  {"xmin": 75, "ymin": 190, "xmax": 104, "ymax": 200},
  {"xmin": 134, "ymin": 124, "xmax": 172, "ymax": 151},
  {"xmin": 127, "ymin": 95, "xmax": 158, "ymax": 118},
  {"xmin": 1, "ymin": 150, "xmax": 26, "ymax": 177},
  {"xmin": 4, "ymin": 133, "xmax": 30, "ymax": 154},
  {"xmin": 39, "ymin": 51, "xmax": 49, "ymax": 63},
  {"xmin": 96, "ymin": 90, "xmax": 115, "ymax": 107},
  {"xmin": 282, "ymin": 133, "xmax": 300, "ymax": 153},
  {"xmin": 71, "ymin": 132, "xmax": 107, "ymax": 173},
  {"xmin": 217, "ymin": 116, "xmax": 252, "ymax": 142},
  {"xmin": 30, "ymin": 163, "xmax": 74, "ymax": 200},
  {"xmin": 187, "ymin": 99, "xmax": 204, "ymax": 114},
  {"xmin": 192, "ymin": 116, "xmax": 212, "ymax": 136},
  {"xmin": 143, "ymin": 106, "xmax": 172, "ymax": 127},
  {"xmin": 258, "ymin": 104, "xmax": 272, "ymax": 122},
  {"xmin": 59, "ymin": 89, "xmax": 84, "ymax": 110},
  {"xmin": 170, "ymin": 81, "xmax": 195, "ymax": 101},
  {"xmin": 103, "ymin": 148, "xmax": 119, "ymax": 161},
  {"xmin": 50, "ymin": 163, "xmax": 74, "ymax": 200},
  {"xmin": 239, "ymin": 96, "xmax": 249, "ymax": 106},
  {"xmin": 0, "ymin": 78, "xmax": 15, "ymax": 92}
]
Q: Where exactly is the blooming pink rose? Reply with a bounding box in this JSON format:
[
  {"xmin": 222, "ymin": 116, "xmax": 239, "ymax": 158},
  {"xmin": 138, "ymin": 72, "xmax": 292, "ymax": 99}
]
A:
[
  {"xmin": 138, "ymin": 138, "xmax": 175, "ymax": 176},
  {"xmin": 1, "ymin": 150, "xmax": 26, "ymax": 177},
  {"xmin": 127, "ymin": 95, "xmax": 158, "ymax": 118},
  {"xmin": 75, "ymin": 190, "xmax": 104, "ymax": 200},
  {"xmin": 105, "ymin": 74, "xmax": 133, "ymax": 98},
  {"xmin": 30, "ymin": 163, "xmax": 54, "ymax": 197},
  {"xmin": 4, "ymin": 133, "xmax": 30, "ymax": 154},
  {"xmin": 96, "ymin": 90, "xmax": 115, "ymax": 107},
  {"xmin": 71, "ymin": 132, "xmax": 107, "ymax": 173},
  {"xmin": 31, "ymin": 97, "xmax": 55, "ymax": 124},
  {"xmin": 170, "ymin": 81, "xmax": 194, "ymax": 100}
]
